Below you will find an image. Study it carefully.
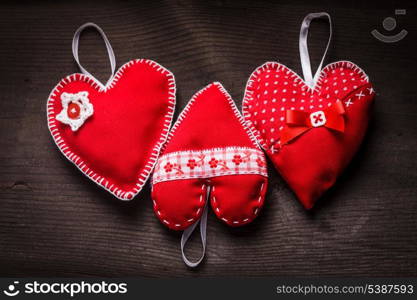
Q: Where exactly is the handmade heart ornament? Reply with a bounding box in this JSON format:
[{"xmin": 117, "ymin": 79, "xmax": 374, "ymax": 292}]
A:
[
  {"xmin": 242, "ymin": 13, "xmax": 375, "ymax": 209},
  {"xmin": 47, "ymin": 23, "xmax": 176, "ymax": 200},
  {"xmin": 151, "ymin": 82, "xmax": 268, "ymax": 267},
  {"xmin": 152, "ymin": 82, "xmax": 268, "ymax": 229}
]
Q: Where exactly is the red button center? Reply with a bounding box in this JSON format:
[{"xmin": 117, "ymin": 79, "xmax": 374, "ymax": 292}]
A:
[{"xmin": 67, "ymin": 102, "xmax": 81, "ymax": 119}]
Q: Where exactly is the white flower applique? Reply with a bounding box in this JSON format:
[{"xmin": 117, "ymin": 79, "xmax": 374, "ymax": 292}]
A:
[{"xmin": 56, "ymin": 91, "xmax": 94, "ymax": 131}]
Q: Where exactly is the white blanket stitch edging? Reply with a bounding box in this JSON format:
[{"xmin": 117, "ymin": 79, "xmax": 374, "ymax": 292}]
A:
[
  {"xmin": 242, "ymin": 60, "xmax": 371, "ymax": 151},
  {"xmin": 47, "ymin": 59, "xmax": 176, "ymax": 200}
]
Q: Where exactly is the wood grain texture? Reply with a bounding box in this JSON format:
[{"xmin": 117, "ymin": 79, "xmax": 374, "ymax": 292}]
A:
[{"xmin": 0, "ymin": 0, "xmax": 416, "ymax": 277}]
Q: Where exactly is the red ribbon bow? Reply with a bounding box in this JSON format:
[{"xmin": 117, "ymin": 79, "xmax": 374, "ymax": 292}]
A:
[{"xmin": 281, "ymin": 100, "xmax": 346, "ymax": 144}]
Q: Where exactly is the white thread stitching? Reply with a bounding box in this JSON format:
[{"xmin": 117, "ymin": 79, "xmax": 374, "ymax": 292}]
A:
[
  {"xmin": 151, "ymin": 82, "xmax": 267, "ymax": 228},
  {"xmin": 161, "ymin": 82, "xmax": 260, "ymax": 153},
  {"xmin": 47, "ymin": 59, "xmax": 176, "ymax": 200},
  {"xmin": 153, "ymin": 184, "xmax": 207, "ymax": 229},
  {"xmin": 152, "ymin": 147, "xmax": 267, "ymax": 184},
  {"xmin": 214, "ymin": 82, "xmax": 259, "ymax": 148},
  {"xmin": 211, "ymin": 179, "xmax": 266, "ymax": 226},
  {"xmin": 56, "ymin": 91, "xmax": 94, "ymax": 131},
  {"xmin": 242, "ymin": 60, "xmax": 371, "ymax": 151}
]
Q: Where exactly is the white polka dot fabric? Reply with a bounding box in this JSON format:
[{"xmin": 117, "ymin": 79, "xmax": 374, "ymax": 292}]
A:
[{"xmin": 243, "ymin": 60, "xmax": 372, "ymax": 154}]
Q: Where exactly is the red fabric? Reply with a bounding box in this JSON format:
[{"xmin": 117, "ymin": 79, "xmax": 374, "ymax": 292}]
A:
[
  {"xmin": 163, "ymin": 86, "xmax": 254, "ymax": 151},
  {"xmin": 282, "ymin": 99, "xmax": 345, "ymax": 144},
  {"xmin": 47, "ymin": 60, "xmax": 175, "ymax": 200},
  {"xmin": 151, "ymin": 83, "xmax": 268, "ymax": 230},
  {"xmin": 243, "ymin": 61, "xmax": 375, "ymax": 209}
]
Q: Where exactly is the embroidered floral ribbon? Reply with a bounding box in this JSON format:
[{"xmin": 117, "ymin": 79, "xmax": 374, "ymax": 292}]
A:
[
  {"xmin": 152, "ymin": 147, "xmax": 267, "ymax": 184},
  {"xmin": 281, "ymin": 99, "xmax": 345, "ymax": 144}
]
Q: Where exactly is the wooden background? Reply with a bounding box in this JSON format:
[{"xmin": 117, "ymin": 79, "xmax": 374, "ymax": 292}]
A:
[{"xmin": 0, "ymin": 0, "xmax": 416, "ymax": 277}]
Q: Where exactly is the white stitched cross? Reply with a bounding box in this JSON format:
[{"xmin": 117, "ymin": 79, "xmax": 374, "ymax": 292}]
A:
[{"xmin": 345, "ymin": 99, "xmax": 353, "ymax": 107}]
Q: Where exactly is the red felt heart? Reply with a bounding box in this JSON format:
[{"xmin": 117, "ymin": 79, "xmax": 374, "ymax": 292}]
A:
[
  {"xmin": 151, "ymin": 83, "xmax": 268, "ymax": 230},
  {"xmin": 243, "ymin": 61, "xmax": 375, "ymax": 209},
  {"xmin": 47, "ymin": 59, "xmax": 175, "ymax": 200}
]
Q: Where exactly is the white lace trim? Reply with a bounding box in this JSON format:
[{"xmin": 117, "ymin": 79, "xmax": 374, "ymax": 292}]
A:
[{"xmin": 161, "ymin": 82, "xmax": 259, "ymax": 152}]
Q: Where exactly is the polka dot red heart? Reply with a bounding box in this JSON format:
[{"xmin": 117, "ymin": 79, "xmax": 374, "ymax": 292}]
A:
[{"xmin": 243, "ymin": 61, "xmax": 375, "ymax": 209}]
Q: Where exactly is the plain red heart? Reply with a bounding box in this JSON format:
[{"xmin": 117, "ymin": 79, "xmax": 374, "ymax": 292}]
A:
[
  {"xmin": 243, "ymin": 61, "xmax": 375, "ymax": 209},
  {"xmin": 47, "ymin": 59, "xmax": 175, "ymax": 200}
]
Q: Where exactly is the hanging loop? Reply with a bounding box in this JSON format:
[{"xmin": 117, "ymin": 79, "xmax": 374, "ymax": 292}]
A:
[
  {"xmin": 299, "ymin": 12, "xmax": 332, "ymax": 89},
  {"xmin": 180, "ymin": 186, "xmax": 210, "ymax": 268},
  {"xmin": 72, "ymin": 22, "xmax": 116, "ymax": 86}
]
